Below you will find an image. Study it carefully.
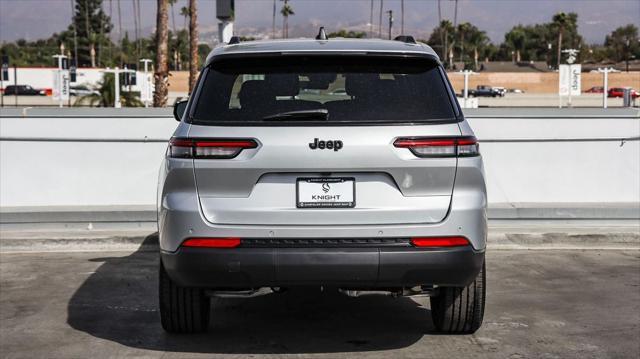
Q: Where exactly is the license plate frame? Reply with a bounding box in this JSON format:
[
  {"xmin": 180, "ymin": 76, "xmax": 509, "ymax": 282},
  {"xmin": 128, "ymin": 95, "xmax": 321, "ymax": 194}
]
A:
[{"xmin": 296, "ymin": 177, "xmax": 356, "ymax": 208}]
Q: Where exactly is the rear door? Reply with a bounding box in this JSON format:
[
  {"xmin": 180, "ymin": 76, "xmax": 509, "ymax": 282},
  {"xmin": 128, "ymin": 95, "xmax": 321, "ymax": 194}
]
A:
[{"xmin": 185, "ymin": 54, "xmax": 462, "ymax": 226}]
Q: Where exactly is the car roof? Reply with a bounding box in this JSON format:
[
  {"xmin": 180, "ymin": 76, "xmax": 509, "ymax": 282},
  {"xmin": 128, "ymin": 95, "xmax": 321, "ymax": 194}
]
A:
[{"xmin": 205, "ymin": 38, "xmax": 440, "ymax": 67}]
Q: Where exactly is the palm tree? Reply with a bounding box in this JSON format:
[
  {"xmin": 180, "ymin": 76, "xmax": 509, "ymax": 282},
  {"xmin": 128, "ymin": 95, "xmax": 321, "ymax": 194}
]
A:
[
  {"xmin": 280, "ymin": 0, "xmax": 294, "ymax": 39},
  {"xmin": 188, "ymin": 0, "xmax": 199, "ymax": 94},
  {"xmin": 552, "ymin": 12, "xmax": 569, "ymax": 68},
  {"xmin": 75, "ymin": 73, "xmax": 143, "ymax": 107},
  {"xmin": 169, "ymin": 0, "xmax": 178, "ymax": 33},
  {"xmin": 457, "ymin": 22, "xmax": 471, "ymax": 63},
  {"xmin": 505, "ymin": 26, "xmax": 526, "ymax": 62},
  {"xmin": 180, "ymin": 6, "xmax": 189, "ymax": 30},
  {"xmin": 154, "ymin": 0, "xmax": 170, "ymax": 107},
  {"xmin": 468, "ymin": 28, "xmax": 489, "ymax": 70}
]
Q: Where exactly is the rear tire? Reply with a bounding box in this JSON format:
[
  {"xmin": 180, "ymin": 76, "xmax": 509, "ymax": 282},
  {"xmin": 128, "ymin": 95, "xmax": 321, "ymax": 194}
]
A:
[
  {"xmin": 159, "ymin": 261, "xmax": 210, "ymax": 333},
  {"xmin": 430, "ymin": 261, "xmax": 485, "ymax": 334}
]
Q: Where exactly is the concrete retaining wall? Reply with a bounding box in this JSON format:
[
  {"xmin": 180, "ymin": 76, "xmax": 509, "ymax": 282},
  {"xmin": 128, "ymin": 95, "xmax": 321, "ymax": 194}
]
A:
[{"xmin": 1, "ymin": 108, "xmax": 638, "ymax": 221}]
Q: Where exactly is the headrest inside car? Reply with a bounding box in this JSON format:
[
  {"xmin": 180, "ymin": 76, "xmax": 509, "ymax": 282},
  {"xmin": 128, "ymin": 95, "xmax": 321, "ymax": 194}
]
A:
[
  {"xmin": 345, "ymin": 74, "xmax": 380, "ymax": 99},
  {"xmin": 265, "ymin": 74, "xmax": 300, "ymax": 97}
]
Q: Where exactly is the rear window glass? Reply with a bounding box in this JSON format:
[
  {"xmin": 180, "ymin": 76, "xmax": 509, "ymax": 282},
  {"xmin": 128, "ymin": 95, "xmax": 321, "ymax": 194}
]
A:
[{"xmin": 191, "ymin": 55, "xmax": 457, "ymax": 125}]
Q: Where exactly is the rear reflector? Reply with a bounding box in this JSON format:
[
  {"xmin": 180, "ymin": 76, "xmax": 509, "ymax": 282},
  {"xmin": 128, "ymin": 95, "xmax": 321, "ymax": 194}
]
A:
[
  {"xmin": 394, "ymin": 137, "xmax": 479, "ymax": 157},
  {"xmin": 411, "ymin": 236, "xmax": 470, "ymax": 247},
  {"xmin": 169, "ymin": 137, "xmax": 257, "ymax": 159},
  {"xmin": 181, "ymin": 237, "xmax": 241, "ymax": 248}
]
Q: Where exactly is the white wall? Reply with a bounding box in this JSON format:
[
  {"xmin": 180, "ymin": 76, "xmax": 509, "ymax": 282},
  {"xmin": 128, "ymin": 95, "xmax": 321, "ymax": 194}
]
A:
[
  {"xmin": 467, "ymin": 117, "xmax": 640, "ymax": 205},
  {"xmin": 1, "ymin": 111, "xmax": 639, "ymax": 216}
]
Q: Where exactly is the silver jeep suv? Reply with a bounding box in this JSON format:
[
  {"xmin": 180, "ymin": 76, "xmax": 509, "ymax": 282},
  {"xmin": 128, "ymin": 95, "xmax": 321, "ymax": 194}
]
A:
[{"xmin": 158, "ymin": 35, "xmax": 487, "ymax": 334}]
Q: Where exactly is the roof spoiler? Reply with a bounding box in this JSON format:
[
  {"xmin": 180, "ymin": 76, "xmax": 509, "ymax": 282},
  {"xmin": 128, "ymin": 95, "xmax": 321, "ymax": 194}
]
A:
[{"xmin": 394, "ymin": 35, "xmax": 416, "ymax": 44}]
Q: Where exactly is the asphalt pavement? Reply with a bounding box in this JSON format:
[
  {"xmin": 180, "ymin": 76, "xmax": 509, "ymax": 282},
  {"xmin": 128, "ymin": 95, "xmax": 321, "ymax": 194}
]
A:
[{"xmin": 1, "ymin": 234, "xmax": 639, "ymax": 358}]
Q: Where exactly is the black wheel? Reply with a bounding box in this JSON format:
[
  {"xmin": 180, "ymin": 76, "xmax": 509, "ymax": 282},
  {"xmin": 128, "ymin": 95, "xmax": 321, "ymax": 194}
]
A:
[
  {"xmin": 159, "ymin": 261, "xmax": 210, "ymax": 333},
  {"xmin": 430, "ymin": 261, "xmax": 485, "ymax": 334}
]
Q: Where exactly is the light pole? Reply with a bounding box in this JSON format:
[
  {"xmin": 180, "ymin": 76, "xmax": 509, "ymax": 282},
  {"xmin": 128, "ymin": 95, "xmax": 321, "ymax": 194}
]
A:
[
  {"xmin": 102, "ymin": 67, "xmax": 134, "ymax": 108},
  {"xmin": 455, "ymin": 70, "xmax": 476, "ymax": 108},
  {"xmin": 140, "ymin": 59, "xmax": 152, "ymax": 108},
  {"xmin": 597, "ymin": 67, "xmax": 613, "ymax": 109}
]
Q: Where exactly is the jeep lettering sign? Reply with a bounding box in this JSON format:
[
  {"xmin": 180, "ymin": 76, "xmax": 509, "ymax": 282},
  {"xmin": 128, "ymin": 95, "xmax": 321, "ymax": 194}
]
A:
[{"xmin": 309, "ymin": 138, "xmax": 343, "ymax": 151}]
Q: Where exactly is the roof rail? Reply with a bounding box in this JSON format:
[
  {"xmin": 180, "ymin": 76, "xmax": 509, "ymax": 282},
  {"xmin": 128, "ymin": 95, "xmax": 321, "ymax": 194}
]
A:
[
  {"xmin": 228, "ymin": 36, "xmax": 241, "ymax": 45},
  {"xmin": 394, "ymin": 35, "xmax": 416, "ymax": 44}
]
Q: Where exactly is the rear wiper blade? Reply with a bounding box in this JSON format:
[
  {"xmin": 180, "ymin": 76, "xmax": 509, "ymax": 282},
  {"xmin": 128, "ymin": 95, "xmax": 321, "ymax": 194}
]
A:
[{"xmin": 262, "ymin": 109, "xmax": 329, "ymax": 121}]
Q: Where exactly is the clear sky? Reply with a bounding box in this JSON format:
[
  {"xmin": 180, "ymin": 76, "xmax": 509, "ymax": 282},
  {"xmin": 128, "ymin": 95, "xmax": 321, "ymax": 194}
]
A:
[{"xmin": 1, "ymin": 0, "xmax": 639, "ymax": 44}]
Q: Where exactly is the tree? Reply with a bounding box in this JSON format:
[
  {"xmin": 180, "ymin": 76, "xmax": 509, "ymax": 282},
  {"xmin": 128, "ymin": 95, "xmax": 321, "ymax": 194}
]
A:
[
  {"xmin": 504, "ymin": 25, "xmax": 526, "ymax": 62},
  {"xmin": 69, "ymin": 0, "xmax": 113, "ymax": 67},
  {"xmin": 168, "ymin": 0, "xmax": 178, "ymax": 33},
  {"xmin": 188, "ymin": 0, "xmax": 199, "ymax": 94},
  {"xmin": 605, "ymin": 24, "xmax": 640, "ymax": 72},
  {"xmin": 500, "ymin": 13, "xmax": 582, "ymax": 66},
  {"xmin": 154, "ymin": 0, "xmax": 170, "ymax": 107},
  {"xmin": 327, "ymin": 30, "xmax": 367, "ymax": 38},
  {"xmin": 457, "ymin": 22, "xmax": 471, "ymax": 63},
  {"xmin": 467, "ymin": 26, "xmax": 491, "ymax": 70},
  {"xmin": 552, "ymin": 12, "xmax": 580, "ymax": 68},
  {"xmin": 427, "ymin": 20, "xmax": 456, "ymax": 68},
  {"xmin": 180, "ymin": 6, "xmax": 189, "ymax": 30},
  {"xmin": 280, "ymin": 0, "xmax": 294, "ymax": 39}
]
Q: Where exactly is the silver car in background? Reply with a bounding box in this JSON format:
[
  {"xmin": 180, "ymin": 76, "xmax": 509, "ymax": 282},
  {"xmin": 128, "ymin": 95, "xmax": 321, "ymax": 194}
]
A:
[{"xmin": 158, "ymin": 36, "xmax": 487, "ymax": 334}]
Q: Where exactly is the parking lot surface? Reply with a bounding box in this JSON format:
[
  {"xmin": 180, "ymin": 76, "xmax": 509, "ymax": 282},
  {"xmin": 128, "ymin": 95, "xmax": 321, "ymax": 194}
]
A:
[{"xmin": 1, "ymin": 243, "xmax": 639, "ymax": 358}]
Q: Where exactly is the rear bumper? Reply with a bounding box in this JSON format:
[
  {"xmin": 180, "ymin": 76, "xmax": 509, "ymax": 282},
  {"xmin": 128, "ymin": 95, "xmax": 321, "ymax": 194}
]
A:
[{"xmin": 161, "ymin": 245, "xmax": 484, "ymax": 288}]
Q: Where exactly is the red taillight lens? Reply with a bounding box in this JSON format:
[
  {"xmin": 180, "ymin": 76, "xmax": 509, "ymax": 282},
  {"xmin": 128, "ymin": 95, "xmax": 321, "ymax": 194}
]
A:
[
  {"xmin": 181, "ymin": 237, "xmax": 241, "ymax": 248},
  {"xmin": 394, "ymin": 137, "xmax": 479, "ymax": 157},
  {"xmin": 411, "ymin": 236, "xmax": 470, "ymax": 247},
  {"xmin": 169, "ymin": 138, "xmax": 258, "ymax": 159}
]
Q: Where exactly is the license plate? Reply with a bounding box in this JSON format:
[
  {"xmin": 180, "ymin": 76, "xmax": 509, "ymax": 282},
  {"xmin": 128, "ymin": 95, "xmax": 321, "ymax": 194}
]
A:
[{"xmin": 296, "ymin": 177, "xmax": 355, "ymax": 208}]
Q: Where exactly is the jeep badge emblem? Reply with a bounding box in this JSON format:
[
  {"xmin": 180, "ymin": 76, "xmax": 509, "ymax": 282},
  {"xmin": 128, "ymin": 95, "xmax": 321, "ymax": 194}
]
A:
[{"xmin": 309, "ymin": 138, "xmax": 343, "ymax": 151}]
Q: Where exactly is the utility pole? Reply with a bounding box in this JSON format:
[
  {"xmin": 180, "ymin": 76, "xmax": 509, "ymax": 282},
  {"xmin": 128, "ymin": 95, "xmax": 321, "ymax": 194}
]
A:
[
  {"xmin": 272, "ymin": 0, "xmax": 276, "ymax": 39},
  {"xmin": 378, "ymin": 0, "xmax": 383, "ymax": 38},
  {"xmin": 400, "ymin": 0, "xmax": 404, "ymax": 35},
  {"xmin": 386, "ymin": 10, "xmax": 393, "ymax": 40},
  {"xmin": 369, "ymin": 0, "xmax": 373, "ymax": 38}
]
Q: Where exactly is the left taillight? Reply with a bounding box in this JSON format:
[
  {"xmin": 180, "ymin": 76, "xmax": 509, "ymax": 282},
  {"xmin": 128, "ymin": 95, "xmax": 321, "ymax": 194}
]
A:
[
  {"xmin": 393, "ymin": 136, "xmax": 479, "ymax": 158},
  {"xmin": 169, "ymin": 137, "xmax": 258, "ymax": 159}
]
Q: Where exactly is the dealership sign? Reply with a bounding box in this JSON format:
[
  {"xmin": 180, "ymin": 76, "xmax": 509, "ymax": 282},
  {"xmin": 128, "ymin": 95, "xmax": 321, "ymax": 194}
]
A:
[{"xmin": 559, "ymin": 64, "xmax": 581, "ymax": 96}]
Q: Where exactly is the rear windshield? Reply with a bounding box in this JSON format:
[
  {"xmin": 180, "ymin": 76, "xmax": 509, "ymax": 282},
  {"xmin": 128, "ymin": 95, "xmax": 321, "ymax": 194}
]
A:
[{"xmin": 191, "ymin": 55, "xmax": 457, "ymax": 125}]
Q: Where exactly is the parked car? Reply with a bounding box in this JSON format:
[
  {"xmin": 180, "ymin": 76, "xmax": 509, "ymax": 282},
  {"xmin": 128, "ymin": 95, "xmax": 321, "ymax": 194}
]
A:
[
  {"xmin": 158, "ymin": 36, "xmax": 487, "ymax": 334},
  {"xmin": 584, "ymin": 86, "xmax": 604, "ymax": 93},
  {"xmin": 507, "ymin": 88, "xmax": 525, "ymax": 94},
  {"xmin": 492, "ymin": 86, "xmax": 507, "ymax": 96},
  {"xmin": 468, "ymin": 85, "xmax": 502, "ymax": 97},
  {"xmin": 608, "ymin": 87, "xmax": 639, "ymax": 98},
  {"xmin": 3, "ymin": 85, "xmax": 46, "ymax": 96},
  {"xmin": 70, "ymin": 85, "xmax": 99, "ymax": 97}
]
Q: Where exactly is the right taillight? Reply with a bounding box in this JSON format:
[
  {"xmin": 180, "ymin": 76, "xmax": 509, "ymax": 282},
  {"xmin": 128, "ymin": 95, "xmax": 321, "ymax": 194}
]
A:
[
  {"xmin": 393, "ymin": 136, "xmax": 479, "ymax": 158},
  {"xmin": 411, "ymin": 236, "xmax": 470, "ymax": 248},
  {"xmin": 169, "ymin": 137, "xmax": 258, "ymax": 159}
]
